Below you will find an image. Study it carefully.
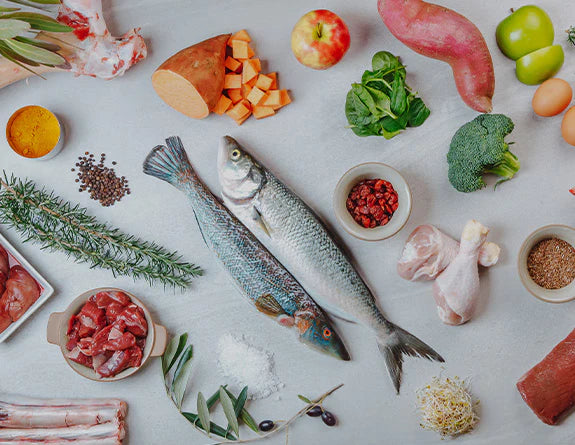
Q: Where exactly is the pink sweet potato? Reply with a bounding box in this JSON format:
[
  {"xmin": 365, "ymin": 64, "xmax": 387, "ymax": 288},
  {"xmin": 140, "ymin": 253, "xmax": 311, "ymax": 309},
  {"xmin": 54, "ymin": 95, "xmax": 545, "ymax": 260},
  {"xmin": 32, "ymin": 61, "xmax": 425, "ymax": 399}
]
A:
[
  {"xmin": 152, "ymin": 34, "xmax": 231, "ymax": 119},
  {"xmin": 377, "ymin": 0, "xmax": 494, "ymax": 113}
]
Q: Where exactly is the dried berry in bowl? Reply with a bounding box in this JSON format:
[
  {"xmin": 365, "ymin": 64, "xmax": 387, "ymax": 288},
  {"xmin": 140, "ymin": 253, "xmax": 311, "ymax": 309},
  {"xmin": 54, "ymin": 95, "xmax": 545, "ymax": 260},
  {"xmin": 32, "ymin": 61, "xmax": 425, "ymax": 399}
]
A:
[{"xmin": 346, "ymin": 179, "xmax": 399, "ymax": 228}]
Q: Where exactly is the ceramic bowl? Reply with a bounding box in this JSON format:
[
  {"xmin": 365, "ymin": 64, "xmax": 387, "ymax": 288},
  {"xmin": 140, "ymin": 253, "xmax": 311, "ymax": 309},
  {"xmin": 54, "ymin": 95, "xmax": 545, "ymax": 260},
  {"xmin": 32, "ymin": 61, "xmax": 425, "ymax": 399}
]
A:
[
  {"xmin": 6, "ymin": 105, "xmax": 64, "ymax": 161},
  {"xmin": 518, "ymin": 225, "xmax": 575, "ymax": 303},
  {"xmin": 333, "ymin": 162, "xmax": 412, "ymax": 241},
  {"xmin": 47, "ymin": 287, "xmax": 167, "ymax": 381}
]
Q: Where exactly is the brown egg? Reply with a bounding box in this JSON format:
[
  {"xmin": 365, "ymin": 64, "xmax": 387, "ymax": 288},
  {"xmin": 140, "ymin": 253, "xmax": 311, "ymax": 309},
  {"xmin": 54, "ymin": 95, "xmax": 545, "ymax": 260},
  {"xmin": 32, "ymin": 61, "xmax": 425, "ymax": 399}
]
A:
[
  {"xmin": 562, "ymin": 107, "xmax": 575, "ymax": 146},
  {"xmin": 532, "ymin": 78, "xmax": 573, "ymax": 117}
]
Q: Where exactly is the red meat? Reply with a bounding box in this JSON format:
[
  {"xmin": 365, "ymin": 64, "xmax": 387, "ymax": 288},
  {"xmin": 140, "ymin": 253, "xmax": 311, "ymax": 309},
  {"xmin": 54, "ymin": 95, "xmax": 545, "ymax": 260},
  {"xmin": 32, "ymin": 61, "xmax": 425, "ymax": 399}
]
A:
[
  {"xmin": 116, "ymin": 304, "xmax": 147, "ymax": 337},
  {"xmin": 67, "ymin": 346, "xmax": 93, "ymax": 368},
  {"xmin": 105, "ymin": 302, "xmax": 126, "ymax": 324},
  {"xmin": 0, "ymin": 266, "xmax": 40, "ymax": 321},
  {"xmin": 78, "ymin": 300, "xmax": 106, "ymax": 330},
  {"xmin": 517, "ymin": 328, "xmax": 575, "ymax": 425},
  {"xmin": 0, "ymin": 245, "xmax": 9, "ymax": 296},
  {"xmin": 106, "ymin": 331, "xmax": 136, "ymax": 351},
  {"xmin": 96, "ymin": 349, "xmax": 131, "ymax": 378},
  {"xmin": 0, "ymin": 309, "xmax": 11, "ymax": 333},
  {"xmin": 95, "ymin": 291, "xmax": 131, "ymax": 308}
]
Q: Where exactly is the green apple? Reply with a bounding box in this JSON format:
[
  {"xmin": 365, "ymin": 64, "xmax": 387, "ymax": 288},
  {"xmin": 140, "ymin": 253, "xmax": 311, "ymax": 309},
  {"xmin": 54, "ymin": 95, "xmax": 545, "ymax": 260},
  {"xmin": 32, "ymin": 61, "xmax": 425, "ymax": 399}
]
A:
[
  {"xmin": 496, "ymin": 5, "xmax": 554, "ymax": 60},
  {"xmin": 515, "ymin": 44, "xmax": 564, "ymax": 85}
]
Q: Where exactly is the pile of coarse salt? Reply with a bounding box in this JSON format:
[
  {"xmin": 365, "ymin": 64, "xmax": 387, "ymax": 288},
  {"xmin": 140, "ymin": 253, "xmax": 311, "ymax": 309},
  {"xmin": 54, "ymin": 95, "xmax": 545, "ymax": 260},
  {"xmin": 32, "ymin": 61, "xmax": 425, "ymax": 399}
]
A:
[{"xmin": 217, "ymin": 334, "xmax": 283, "ymax": 400}]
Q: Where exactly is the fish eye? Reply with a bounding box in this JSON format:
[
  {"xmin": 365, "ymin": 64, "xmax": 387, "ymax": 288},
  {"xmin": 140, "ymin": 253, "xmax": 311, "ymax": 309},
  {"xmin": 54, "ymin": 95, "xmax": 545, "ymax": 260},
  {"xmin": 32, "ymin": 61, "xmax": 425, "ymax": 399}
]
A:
[
  {"xmin": 322, "ymin": 327, "xmax": 332, "ymax": 339},
  {"xmin": 231, "ymin": 149, "xmax": 241, "ymax": 161}
]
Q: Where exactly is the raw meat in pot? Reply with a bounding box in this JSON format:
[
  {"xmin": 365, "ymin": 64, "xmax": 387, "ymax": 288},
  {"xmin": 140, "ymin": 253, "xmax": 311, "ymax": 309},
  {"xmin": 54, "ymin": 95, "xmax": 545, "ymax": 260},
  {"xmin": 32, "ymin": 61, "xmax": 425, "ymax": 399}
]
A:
[
  {"xmin": 0, "ymin": 266, "xmax": 40, "ymax": 321},
  {"xmin": 95, "ymin": 291, "xmax": 131, "ymax": 308},
  {"xmin": 116, "ymin": 304, "xmax": 147, "ymax": 337}
]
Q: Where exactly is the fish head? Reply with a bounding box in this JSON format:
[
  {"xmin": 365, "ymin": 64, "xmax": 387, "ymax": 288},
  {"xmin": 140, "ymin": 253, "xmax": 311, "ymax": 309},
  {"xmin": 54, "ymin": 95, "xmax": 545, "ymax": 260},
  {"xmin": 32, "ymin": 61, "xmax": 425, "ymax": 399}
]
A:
[
  {"xmin": 295, "ymin": 310, "xmax": 350, "ymax": 361},
  {"xmin": 217, "ymin": 136, "xmax": 265, "ymax": 202}
]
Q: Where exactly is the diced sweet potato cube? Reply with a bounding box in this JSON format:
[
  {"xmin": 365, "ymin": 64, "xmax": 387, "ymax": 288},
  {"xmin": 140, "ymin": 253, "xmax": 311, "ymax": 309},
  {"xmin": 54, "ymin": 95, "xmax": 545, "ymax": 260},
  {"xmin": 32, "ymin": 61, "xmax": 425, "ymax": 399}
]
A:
[
  {"xmin": 253, "ymin": 106, "xmax": 275, "ymax": 119},
  {"xmin": 213, "ymin": 95, "xmax": 232, "ymax": 115},
  {"xmin": 242, "ymin": 60, "xmax": 258, "ymax": 84},
  {"xmin": 226, "ymin": 101, "xmax": 250, "ymax": 120},
  {"xmin": 255, "ymin": 74, "xmax": 273, "ymax": 91},
  {"xmin": 250, "ymin": 58, "xmax": 261, "ymax": 72},
  {"xmin": 241, "ymin": 84, "xmax": 252, "ymax": 99},
  {"xmin": 262, "ymin": 90, "xmax": 281, "ymax": 107},
  {"xmin": 228, "ymin": 30, "xmax": 251, "ymax": 45},
  {"xmin": 279, "ymin": 90, "xmax": 291, "ymax": 106},
  {"xmin": 224, "ymin": 74, "xmax": 241, "ymax": 89},
  {"xmin": 247, "ymin": 45, "xmax": 255, "ymax": 58},
  {"xmin": 232, "ymin": 40, "xmax": 249, "ymax": 59},
  {"xmin": 246, "ymin": 77, "xmax": 257, "ymax": 87},
  {"xmin": 234, "ymin": 111, "xmax": 251, "ymax": 125},
  {"xmin": 247, "ymin": 86, "xmax": 266, "ymax": 106},
  {"xmin": 225, "ymin": 57, "xmax": 242, "ymax": 72},
  {"xmin": 267, "ymin": 72, "xmax": 277, "ymax": 89},
  {"xmin": 227, "ymin": 88, "xmax": 242, "ymax": 104}
]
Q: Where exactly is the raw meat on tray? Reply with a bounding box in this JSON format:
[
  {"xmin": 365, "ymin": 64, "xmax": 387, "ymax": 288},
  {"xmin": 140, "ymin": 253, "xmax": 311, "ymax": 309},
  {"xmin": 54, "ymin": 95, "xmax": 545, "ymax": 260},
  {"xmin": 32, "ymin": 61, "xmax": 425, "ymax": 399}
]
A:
[
  {"xmin": 0, "ymin": 265, "xmax": 41, "ymax": 333},
  {"xmin": 66, "ymin": 291, "xmax": 147, "ymax": 378}
]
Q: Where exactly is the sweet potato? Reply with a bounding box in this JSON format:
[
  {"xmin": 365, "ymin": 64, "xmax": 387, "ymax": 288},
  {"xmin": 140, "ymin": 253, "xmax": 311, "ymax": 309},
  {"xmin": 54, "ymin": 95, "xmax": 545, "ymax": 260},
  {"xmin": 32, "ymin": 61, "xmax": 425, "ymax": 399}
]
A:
[
  {"xmin": 152, "ymin": 34, "xmax": 230, "ymax": 119},
  {"xmin": 377, "ymin": 0, "xmax": 494, "ymax": 112}
]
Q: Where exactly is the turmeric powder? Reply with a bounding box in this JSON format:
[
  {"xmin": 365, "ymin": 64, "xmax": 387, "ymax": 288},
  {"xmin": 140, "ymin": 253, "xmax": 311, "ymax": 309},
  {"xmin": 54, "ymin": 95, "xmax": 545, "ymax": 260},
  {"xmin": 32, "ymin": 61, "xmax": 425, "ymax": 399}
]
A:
[{"xmin": 7, "ymin": 106, "xmax": 61, "ymax": 158}]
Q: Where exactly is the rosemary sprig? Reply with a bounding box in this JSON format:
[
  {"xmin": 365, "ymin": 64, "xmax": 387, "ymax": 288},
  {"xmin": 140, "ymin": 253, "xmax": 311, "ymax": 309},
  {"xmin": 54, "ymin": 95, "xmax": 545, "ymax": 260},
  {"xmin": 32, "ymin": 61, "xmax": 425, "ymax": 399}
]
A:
[
  {"xmin": 568, "ymin": 26, "xmax": 575, "ymax": 47},
  {"xmin": 0, "ymin": 173, "xmax": 202, "ymax": 288},
  {"xmin": 163, "ymin": 333, "xmax": 344, "ymax": 445}
]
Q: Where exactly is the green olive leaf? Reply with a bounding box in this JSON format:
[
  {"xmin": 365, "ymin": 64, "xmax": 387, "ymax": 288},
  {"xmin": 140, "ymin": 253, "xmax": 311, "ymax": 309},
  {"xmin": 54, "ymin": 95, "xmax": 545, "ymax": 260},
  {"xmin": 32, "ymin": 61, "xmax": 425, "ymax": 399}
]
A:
[
  {"xmin": 224, "ymin": 387, "xmax": 259, "ymax": 433},
  {"xmin": 171, "ymin": 344, "xmax": 194, "ymax": 409},
  {"xmin": 182, "ymin": 412, "xmax": 237, "ymax": 440},
  {"xmin": 162, "ymin": 333, "xmax": 188, "ymax": 376},
  {"xmin": 3, "ymin": 38, "xmax": 64, "ymax": 65},
  {"xmin": 14, "ymin": 35, "xmax": 60, "ymax": 52},
  {"xmin": 220, "ymin": 387, "xmax": 240, "ymax": 437},
  {"xmin": 1, "ymin": 12, "xmax": 72, "ymax": 32},
  {"xmin": 298, "ymin": 394, "xmax": 312, "ymax": 404},
  {"xmin": 197, "ymin": 392, "xmax": 211, "ymax": 437}
]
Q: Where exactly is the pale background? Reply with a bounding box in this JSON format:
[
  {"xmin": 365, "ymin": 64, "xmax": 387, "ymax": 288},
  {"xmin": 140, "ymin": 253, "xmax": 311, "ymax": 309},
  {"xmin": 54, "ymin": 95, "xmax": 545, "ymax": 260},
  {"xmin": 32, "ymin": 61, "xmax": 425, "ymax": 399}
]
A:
[{"xmin": 1, "ymin": 0, "xmax": 575, "ymax": 444}]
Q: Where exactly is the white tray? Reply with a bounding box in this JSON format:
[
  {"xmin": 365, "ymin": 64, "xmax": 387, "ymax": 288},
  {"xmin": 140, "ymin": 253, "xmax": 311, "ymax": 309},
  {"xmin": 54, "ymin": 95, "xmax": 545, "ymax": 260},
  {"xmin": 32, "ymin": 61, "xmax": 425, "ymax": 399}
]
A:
[{"xmin": 0, "ymin": 231, "xmax": 54, "ymax": 343}]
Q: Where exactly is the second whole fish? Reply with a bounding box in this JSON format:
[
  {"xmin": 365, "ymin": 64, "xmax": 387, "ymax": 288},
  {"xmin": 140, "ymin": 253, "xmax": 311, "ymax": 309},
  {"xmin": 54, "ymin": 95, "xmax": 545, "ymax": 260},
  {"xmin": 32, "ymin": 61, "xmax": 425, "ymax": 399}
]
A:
[
  {"xmin": 217, "ymin": 136, "xmax": 444, "ymax": 393},
  {"xmin": 143, "ymin": 136, "xmax": 349, "ymax": 361}
]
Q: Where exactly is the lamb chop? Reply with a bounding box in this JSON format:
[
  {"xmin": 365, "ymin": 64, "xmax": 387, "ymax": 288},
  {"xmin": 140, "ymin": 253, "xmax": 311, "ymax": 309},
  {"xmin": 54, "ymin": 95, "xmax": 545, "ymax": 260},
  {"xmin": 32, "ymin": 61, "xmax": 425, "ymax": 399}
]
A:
[
  {"xmin": 0, "ymin": 0, "xmax": 146, "ymax": 89},
  {"xmin": 398, "ymin": 224, "xmax": 499, "ymax": 281},
  {"xmin": 432, "ymin": 220, "xmax": 489, "ymax": 325}
]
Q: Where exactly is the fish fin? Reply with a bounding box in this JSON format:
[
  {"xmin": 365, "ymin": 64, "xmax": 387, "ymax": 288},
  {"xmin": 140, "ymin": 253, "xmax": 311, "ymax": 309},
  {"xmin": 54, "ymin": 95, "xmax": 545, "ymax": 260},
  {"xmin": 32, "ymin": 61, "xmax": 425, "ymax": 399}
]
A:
[
  {"xmin": 143, "ymin": 136, "xmax": 193, "ymax": 188},
  {"xmin": 255, "ymin": 293, "xmax": 286, "ymax": 316},
  {"xmin": 377, "ymin": 323, "xmax": 444, "ymax": 394},
  {"xmin": 252, "ymin": 207, "xmax": 272, "ymax": 237}
]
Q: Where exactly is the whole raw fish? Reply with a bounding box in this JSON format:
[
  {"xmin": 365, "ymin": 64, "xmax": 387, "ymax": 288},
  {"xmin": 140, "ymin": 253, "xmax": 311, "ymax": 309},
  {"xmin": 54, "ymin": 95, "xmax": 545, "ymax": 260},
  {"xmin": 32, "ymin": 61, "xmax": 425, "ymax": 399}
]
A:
[
  {"xmin": 143, "ymin": 136, "xmax": 349, "ymax": 361},
  {"xmin": 217, "ymin": 136, "xmax": 444, "ymax": 393}
]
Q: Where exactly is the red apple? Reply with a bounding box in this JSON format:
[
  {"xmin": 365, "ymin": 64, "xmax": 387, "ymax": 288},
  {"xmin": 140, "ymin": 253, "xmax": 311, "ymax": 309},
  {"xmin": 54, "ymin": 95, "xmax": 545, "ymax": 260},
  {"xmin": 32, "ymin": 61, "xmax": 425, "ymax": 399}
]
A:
[{"xmin": 291, "ymin": 9, "xmax": 350, "ymax": 70}]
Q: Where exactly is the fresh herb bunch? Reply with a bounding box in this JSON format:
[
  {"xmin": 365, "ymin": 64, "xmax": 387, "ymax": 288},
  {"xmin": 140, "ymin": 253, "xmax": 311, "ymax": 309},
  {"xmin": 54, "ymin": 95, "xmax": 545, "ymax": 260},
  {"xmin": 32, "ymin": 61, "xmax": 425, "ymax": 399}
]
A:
[
  {"xmin": 345, "ymin": 51, "xmax": 430, "ymax": 139},
  {"xmin": 568, "ymin": 26, "xmax": 575, "ymax": 47},
  {"xmin": 0, "ymin": 0, "xmax": 72, "ymax": 75},
  {"xmin": 163, "ymin": 333, "xmax": 344, "ymax": 444},
  {"xmin": 0, "ymin": 173, "xmax": 202, "ymax": 288}
]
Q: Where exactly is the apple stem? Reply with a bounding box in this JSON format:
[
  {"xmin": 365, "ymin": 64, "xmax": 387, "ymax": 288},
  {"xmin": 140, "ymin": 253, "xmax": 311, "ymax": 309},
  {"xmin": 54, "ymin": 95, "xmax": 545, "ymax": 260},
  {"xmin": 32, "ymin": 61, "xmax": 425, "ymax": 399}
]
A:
[{"xmin": 314, "ymin": 23, "xmax": 323, "ymax": 40}]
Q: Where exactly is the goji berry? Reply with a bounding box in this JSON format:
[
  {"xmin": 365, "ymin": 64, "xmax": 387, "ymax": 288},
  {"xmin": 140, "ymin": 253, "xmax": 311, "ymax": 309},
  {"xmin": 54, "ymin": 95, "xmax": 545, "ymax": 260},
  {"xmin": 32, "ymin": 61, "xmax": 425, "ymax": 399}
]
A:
[{"xmin": 346, "ymin": 178, "xmax": 399, "ymax": 229}]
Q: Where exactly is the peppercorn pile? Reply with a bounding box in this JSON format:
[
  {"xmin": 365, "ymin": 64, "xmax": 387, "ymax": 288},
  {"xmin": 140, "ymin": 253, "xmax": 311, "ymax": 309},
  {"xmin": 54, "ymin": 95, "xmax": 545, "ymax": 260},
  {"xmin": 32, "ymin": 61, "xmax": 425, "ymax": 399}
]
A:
[
  {"xmin": 346, "ymin": 178, "xmax": 399, "ymax": 228},
  {"xmin": 72, "ymin": 152, "xmax": 130, "ymax": 207}
]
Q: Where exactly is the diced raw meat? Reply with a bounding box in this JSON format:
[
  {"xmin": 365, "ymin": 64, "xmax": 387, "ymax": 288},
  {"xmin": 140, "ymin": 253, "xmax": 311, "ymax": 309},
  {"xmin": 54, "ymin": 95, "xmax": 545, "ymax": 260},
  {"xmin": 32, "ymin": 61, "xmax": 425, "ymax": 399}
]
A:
[
  {"xmin": 0, "ymin": 245, "xmax": 9, "ymax": 296},
  {"xmin": 116, "ymin": 304, "xmax": 147, "ymax": 337},
  {"xmin": 67, "ymin": 347, "xmax": 93, "ymax": 368},
  {"xmin": 106, "ymin": 332, "xmax": 136, "ymax": 351},
  {"xmin": 95, "ymin": 291, "xmax": 131, "ymax": 308},
  {"xmin": 92, "ymin": 352, "xmax": 112, "ymax": 371},
  {"xmin": 105, "ymin": 302, "xmax": 126, "ymax": 324},
  {"xmin": 517, "ymin": 328, "xmax": 575, "ymax": 425},
  {"xmin": 78, "ymin": 300, "xmax": 106, "ymax": 330},
  {"xmin": 0, "ymin": 266, "xmax": 40, "ymax": 321},
  {"xmin": 136, "ymin": 337, "xmax": 146, "ymax": 350},
  {"xmin": 126, "ymin": 346, "xmax": 142, "ymax": 368},
  {"xmin": 96, "ymin": 350, "xmax": 131, "ymax": 378}
]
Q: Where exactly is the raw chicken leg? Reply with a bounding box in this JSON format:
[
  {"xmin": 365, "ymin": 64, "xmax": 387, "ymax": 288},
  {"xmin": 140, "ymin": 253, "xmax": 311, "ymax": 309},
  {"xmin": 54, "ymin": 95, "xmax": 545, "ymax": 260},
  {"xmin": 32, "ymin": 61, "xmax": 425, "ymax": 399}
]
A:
[
  {"xmin": 398, "ymin": 224, "xmax": 499, "ymax": 281},
  {"xmin": 432, "ymin": 221, "xmax": 489, "ymax": 325}
]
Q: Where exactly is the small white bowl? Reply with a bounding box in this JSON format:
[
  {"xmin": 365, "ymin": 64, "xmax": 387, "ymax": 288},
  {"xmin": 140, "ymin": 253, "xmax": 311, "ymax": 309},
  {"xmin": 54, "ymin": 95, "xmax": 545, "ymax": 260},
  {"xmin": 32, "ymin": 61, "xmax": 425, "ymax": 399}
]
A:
[
  {"xmin": 518, "ymin": 225, "xmax": 575, "ymax": 303},
  {"xmin": 333, "ymin": 162, "xmax": 412, "ymax": 241}
]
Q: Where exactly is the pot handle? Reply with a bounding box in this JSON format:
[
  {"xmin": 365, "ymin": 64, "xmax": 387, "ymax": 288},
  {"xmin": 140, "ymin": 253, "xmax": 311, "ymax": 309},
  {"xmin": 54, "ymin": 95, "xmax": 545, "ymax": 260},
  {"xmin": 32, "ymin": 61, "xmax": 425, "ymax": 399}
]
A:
[
  {"xmin": 46, "ymin": 312, "xmax": 63, "ymax": 345},
  {"xmin": 151, "ymin": 324, "xmax": 168, "ymax": 357}
]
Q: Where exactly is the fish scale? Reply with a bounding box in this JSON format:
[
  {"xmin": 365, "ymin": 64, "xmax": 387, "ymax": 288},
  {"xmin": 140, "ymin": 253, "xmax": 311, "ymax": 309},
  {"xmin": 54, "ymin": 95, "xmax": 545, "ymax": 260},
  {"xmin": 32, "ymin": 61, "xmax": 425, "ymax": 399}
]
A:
[
  {"xmin": 143, "ymin": 136, "xmax": 349, "ymax": 361},
  {"xmin": 218, "ymin": 136, "xmax": 444, "ymax": 393}
]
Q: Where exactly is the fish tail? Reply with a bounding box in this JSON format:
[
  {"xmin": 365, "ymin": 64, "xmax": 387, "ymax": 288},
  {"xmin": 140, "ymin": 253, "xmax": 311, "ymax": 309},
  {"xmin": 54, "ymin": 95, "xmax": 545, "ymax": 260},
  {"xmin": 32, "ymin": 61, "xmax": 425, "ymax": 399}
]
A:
[
  {"xmin": 377, "ymin": 323, "xmax": 444, "ymax": 394},
  {"xmin": 143, "ymin": 136, "xmax": 194, "ymax": 188}
]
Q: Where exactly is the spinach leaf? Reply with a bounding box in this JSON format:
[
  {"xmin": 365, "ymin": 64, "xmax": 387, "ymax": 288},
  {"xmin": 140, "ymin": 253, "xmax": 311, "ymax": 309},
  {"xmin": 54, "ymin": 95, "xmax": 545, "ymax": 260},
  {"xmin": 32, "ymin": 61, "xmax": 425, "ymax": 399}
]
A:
[
  {"xmin": 365, "ymin": 85, "xmax": 394, "ymax": 117},
  {"xmin": 371, "ymin": 51, "xmax": 399, "ymax": 72},
  {"xmin": 351, "ymin": 83, "xmax": 380, "ymax": 117},
  {"xmin": 350, "ymin": 120, "xmax": 382, "ymax": 137},
  {"xmin": 390, "ymin": 71, "xmax": 407, "ymax": 116},
  {"xmin": 345, "ymin": 89, "xmax": 372, "ymax": 128},
  {"xmin": 407, "ymin": 97, "xmax": 431, "ymax": 127}
]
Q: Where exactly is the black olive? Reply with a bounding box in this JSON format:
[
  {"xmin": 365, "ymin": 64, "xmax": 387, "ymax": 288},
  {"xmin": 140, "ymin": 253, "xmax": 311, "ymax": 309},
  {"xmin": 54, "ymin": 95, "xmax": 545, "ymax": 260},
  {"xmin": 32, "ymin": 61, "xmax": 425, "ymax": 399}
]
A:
[
  {"xmin": 321, "ymin": 411, "xmax": 337, "ymax": 427},
  {"xmin": 306, "ymin": 405, "xmax": 323, "ymax": 417},
  {"xmin": 259, "ymin": 420, "xmax": 275, "ymax": 432}
]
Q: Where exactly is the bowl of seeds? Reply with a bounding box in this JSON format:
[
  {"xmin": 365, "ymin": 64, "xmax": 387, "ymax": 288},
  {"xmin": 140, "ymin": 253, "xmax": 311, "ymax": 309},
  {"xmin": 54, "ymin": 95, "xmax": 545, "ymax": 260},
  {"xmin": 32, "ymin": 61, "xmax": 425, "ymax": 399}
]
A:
[{"xmin": 518, "ymin": 225, "xmax": 575, "ymax": 303}]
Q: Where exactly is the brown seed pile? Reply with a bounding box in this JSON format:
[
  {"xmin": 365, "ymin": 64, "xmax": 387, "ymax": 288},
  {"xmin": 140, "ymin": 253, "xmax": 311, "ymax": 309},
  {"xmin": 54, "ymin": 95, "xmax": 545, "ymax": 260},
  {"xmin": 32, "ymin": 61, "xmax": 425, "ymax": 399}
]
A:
[
  {"xmin": 527, "ymin": 238, "xmax": 575, "ymax": 289},
  {"xmin": 71, "ymin": 152, "xmax": 130, "ymax": 207}
]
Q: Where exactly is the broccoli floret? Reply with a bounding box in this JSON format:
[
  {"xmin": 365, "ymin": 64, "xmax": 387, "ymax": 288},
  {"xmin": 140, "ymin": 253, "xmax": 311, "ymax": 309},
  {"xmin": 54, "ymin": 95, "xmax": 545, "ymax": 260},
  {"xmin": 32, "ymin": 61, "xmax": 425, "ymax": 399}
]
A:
[{"xmin": 447, "ymin": 114, "xmax": 520, "ymax": 193}]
